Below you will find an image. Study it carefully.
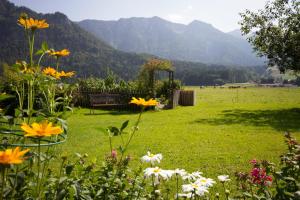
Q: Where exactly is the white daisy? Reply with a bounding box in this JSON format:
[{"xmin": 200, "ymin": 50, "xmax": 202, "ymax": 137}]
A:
[
  {"xmin": 182, "ymin": 182, "xmax": 208, "ymax": 196},
  {"xmin": 141, "ymin": 151, "xmax": 162, "ymax": 165},
  {"xmin": 174, "ymin": 168, "xmax": 187, "ymax": 177},
  {"xmin": 144, "ymin": 167, "xmax": 170, "ymax": 185},
  {"xmin": 195, "ymin": 177, "xmax": 216, "ymax": 187},
  {"xmin": 182, "ymin": 171, "xmax": 203, "ymax": 181},
  {"xmin": 177, "ymin": 193, "xmax": 193, "ymax": 199},
  {"xmin": 217, "ymin": 175, "xmax": 231, "ymax": 183}
]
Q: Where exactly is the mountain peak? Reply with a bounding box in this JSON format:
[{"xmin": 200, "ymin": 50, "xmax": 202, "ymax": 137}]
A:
[{"xmin": 189, "ymin": 20, "xmax": 212, "ymax": 27}]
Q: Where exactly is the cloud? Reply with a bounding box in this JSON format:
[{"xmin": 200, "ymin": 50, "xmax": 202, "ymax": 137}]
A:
[
  {"xmin": 165, "ymin": 14, "xmax": 186, "ymax": 23},
  {"xmin": 164, "ymin": 5, "xmax": 194, "ymax": 24}
]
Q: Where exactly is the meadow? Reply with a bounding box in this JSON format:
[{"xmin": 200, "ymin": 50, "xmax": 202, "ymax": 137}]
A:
[{"xmin": 62, "ymin": 87, "xmax": 300, "ymax": 180}]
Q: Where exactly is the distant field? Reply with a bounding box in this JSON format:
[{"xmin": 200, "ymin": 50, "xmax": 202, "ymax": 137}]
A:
[{"xmin": 61, "ymin": 87, "xmax": 300, "ymax": 181}]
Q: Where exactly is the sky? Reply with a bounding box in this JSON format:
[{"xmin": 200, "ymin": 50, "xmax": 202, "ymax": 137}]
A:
[{"xmin": 9, "ymin": 0, "xmax": 268, "ymax": 32}]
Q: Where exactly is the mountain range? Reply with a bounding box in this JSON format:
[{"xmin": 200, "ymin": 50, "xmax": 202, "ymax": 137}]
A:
[
  {"xmin": 78, "ymin": 17, "xmax": 264, "ymax": 66},
  {"xmin": 0, "ymin": 0, "xmax": 147, "ymax": 79},
  {"xmin": 0, "ymin": 0, "xmax": 265, "ymax": 85}
]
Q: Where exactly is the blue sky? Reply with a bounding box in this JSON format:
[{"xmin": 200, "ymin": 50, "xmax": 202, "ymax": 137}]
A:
[{"xmin": 9, "ymin": 0, "xmax": 267, "ymax": 32}]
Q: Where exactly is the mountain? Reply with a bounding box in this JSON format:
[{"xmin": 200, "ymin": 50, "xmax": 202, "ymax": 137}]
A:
[
  {"xmin": 0, "ymin": 0, "xmax": 147, "ymax": 80},
  {"xmin": 228, "ymin": 29, "xmax": 248, "ymax": 40},
  {"xmin": 78, "ymin": 17, "xmax": 264, "ymax": 66},
  {"xmin": 0, "ymin": 0, "xmax": 265, "ymax": 85}
]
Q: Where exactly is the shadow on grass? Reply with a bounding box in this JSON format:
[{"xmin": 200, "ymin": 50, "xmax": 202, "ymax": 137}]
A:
[
  {"xmin": 84, "ymin": 110, "xmax": 140, "ymax": 116},
  {"xmin": 193, "ymin": 108, "xmax": 300, "ymax": 132}
]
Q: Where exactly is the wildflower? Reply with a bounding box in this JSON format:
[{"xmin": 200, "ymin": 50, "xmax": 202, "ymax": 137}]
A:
[
  {"xmin": 42, "ymin": 67, "xmax": 74, "ymax": 79},
  {"xmin": 141, "ymin": 151, "xmax": 162, "ymax": 165},
  {"xmin": 177, "ymin": 193, "xmax": 193, "ymax": 199},
  {"xmin": 18, "ymin": 17, "xmax": 49, "ymax": 30},
  {"xmin": 144, "ymin": 167, "xmax": 171, "ymax": 185},
  {"xmin": 42, "ymin": 67, "xmax": 57, "ymax": 77},
  {"xmin": 21, "ymin": 121, "xmax": 63, "ymax": 137},
  {"xmin": 0, "ymin": 147, "xmax": 29, "ymax": 165},
  {"xmin": 195, "ymin": 177, "xmax": 216, "ymax": 187},
  {"xmin": 173, "ymin": 168, "xmax": 187, "ymax": 177},
  {"xmin": 57, "ymin": 70, "xmax": 75, "ymax": 78},
  {"xmin": 182, "ymin": 171, "xmax": 203, "ymax": 181},
  {"xmin": 217, "ymin": 175, "xmax": 231, "ymax": 183},
  {"xmin": 182, "ymin": 182, "xmax": 209, "ymax": 196},
  {"xmin": 130, "ymin": 97, "xmax": 158, "ymax": 107},
  {"xmin": 111, "ymin": 149, "xmax": 117, "ymax": 159},
  {"xmin": 250, "ymin": 167, "xmax": 272, "ymax": 186},
  {"xmin": 49, "ymin": 49, "xmax": 70, "ymax": 57},
  {"xmin": 250, "ymin": 159, "xmax": 258, "ymax": 165}
]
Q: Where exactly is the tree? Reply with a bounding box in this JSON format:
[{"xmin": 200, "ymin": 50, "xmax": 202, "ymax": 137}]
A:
[{"xmin": 240, "ymin": 0, "xmax": 300, "ymax": 72}]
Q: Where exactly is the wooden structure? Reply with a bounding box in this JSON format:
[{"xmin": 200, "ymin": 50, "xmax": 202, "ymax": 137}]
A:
[
  {"xmin": 88, "ymin": 93, "xmax": 127, "ymax": 114},
  {"xmin": 179, "ymin": 90, "xmax": 196, "ymax": 106},
  {"xmin": 171, "ymin": 90, "xmax": 196, "ymax": 107}
]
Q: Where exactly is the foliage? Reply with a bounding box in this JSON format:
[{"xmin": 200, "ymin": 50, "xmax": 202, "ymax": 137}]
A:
[
  {"xmin": 137, "ymin": 59, "xmax": 178, "ymax": 98},
  {"xmin": 0, "ymin": 13, "xmax": 75, "ymax": 200},
  {"xmin": 173, "ymin": 61, "xmax": 265, "ymax": 85},
  {"xmin": 240, "ymin": 0, "xmax": 300, "ymax": 72},
  {"xmin": 78, "ymin": 70, "xmax": 137, "ymax": 92},
  {"xmin": 0, "ymin": 0, "xmax": 267, "ymax": 86}
]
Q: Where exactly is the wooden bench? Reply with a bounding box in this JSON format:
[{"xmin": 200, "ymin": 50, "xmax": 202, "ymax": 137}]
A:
[{"xmin": 89, "ymin": 93, "xmax": 127, "ymax": 114}]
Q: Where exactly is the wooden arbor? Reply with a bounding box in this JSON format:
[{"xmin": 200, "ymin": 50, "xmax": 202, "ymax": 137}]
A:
[{"xmin": 139, "ymin": 59, "xmax": 174, "ymax": 106}]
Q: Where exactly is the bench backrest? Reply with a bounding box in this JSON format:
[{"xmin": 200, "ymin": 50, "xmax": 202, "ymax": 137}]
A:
[{"xmin": 89, "ymin": 93, "xmax": 121, "ymax": 105}]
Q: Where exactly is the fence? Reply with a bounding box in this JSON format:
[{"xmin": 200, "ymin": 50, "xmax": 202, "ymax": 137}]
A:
[
  {"xmin": 74, "ymin": 88, "xmax": 148, "ymax": 109},
  {"xmin": 74, "ymin": 88, "xmax": 196, "ymax": 110}
]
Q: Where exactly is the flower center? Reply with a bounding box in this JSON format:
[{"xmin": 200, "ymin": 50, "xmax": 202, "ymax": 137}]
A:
[{"xmin": 153, "ymin": 168, "xmax": 161, "ymax": 173}]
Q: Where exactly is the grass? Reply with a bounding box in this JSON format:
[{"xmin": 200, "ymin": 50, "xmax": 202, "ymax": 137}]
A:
[{"xmin": 61, "ymin": 87, "xmax": 300, "ymax": 180}]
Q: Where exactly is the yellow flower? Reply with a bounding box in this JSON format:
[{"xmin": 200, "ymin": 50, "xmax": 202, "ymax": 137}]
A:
[
  {"xmin": 42, "ymin": 67, "xmax": 74, "ymax": 79},
  {"xmin": 0, "ymin": 147, "xmax": 30, "ymax": 165},
  {"xmin": 57, "ymin": 70, "xmax": 75, "ymax": 78},
  {"xmin": 130, "ymin": 97, "xmax": 158, "ymax": 107},
  {"xmin": 15, "ymin": 61, "xmax": 35, "ymax": 74},
  {"xmin": 42, "ymin": 67, "xmax": 57, "ymax": 77},
  {"xmin": 49, "ymin": 49, "xmax": 70, "ymax": 57},
  {"xmin": 18, "ymin": 17, "xmax": 49, "ymax": 30},
  {"xmin": 21, "ymin": 121, "xmax": 63, "ymax": 137}
]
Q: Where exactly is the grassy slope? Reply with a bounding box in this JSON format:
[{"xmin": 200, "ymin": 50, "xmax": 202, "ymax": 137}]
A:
[{"xmin": 62, "ymin": 87, "xmax": 300, "ymax": 179}]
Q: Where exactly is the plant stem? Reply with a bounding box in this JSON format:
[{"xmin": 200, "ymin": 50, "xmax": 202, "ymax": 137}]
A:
[
  {"xmin": 11, "ymin": 166, "xmax": 19, "ymax": 198},
  {"xmin": 36, "ymin": 139, "xmax": 41, "ymax": 198},
  {"xmin": 37, "ymin": 53, "xmax": 45, "ymax": 68},
  {"xmin": 29, "ymin": 33, "xmax": 35, "ymax": 67},
  {"xmin": 56, "ymin": 58, "xmax": 60, "ymax": 70},
  {"xmin": 119, "ymin": 109, "xmax": 143, "ymax": 162},
  {"xmin": 222, "ymin": 183, "xmax": 229, "ymax": 200},
  {"xmin": 176, "ymin": 175, "xmax": 179, "ymax": 200},
  {"xmin": 0, "ymin": 168, "xmax": 6, "ymax": 200},
  {"xmin": 109, "ymin": 135, "xmax": 113, "ymax": 153}
]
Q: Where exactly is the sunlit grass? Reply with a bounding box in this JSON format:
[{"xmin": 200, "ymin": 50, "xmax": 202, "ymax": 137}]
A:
[{"xmin": 62, "ymin": 87, "xmax": 300, "ymax": 181}]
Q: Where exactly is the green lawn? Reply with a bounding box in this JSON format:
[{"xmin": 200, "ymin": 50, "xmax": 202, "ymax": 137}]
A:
[{"xmin": 62, "ymin": 87, "xmax": 300, "ymax": 180}]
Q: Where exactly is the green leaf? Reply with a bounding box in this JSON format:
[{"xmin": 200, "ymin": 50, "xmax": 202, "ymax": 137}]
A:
[
  {"xmin": 65, "ymin": 164, "xmax": 74, "ymax": 175},
  {"xmin": 120, "ymin": 120, "xmax": 129, "ymax": 132},
  {"xmin": 107, "ymin": 126, "xmax": 120, "ymax": 136},
  {"xmin": 42, "ymin": 41, "xmax": 49, "ymax": 51},
  {"xmin": 35, "ymin": 49, "xmax": 44, "ymax": 55}
]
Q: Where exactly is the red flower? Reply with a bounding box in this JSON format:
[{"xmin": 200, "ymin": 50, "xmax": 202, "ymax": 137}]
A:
[{"xmin": 250, "ymin": 167, "xmax": 272, "ymax": 186}]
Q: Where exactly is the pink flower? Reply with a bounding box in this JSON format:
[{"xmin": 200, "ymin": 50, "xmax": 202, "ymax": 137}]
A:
[
  {"xmin": 250, "ymin": 167, "xmax": 272, "ymax": 186},
  {"xmin": 111, "ymin": 149, "xmax": 117, "ymax": 159},
  {"xmin": 250, "ymin": 159, "xmax": 258, "ymax": 165}
]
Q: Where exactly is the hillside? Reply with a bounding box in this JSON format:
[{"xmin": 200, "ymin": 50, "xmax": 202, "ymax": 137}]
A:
[
  {"xmin": 0, "ymin": 0, "xmax": 147, "ymax": 79},
  {"xmin": 0, "ymin": 0, "xmax": 266, "ymax": 85},
  {"xmin": 78, "ymin": 17, "xmax": 264, "ymax": 66}
]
